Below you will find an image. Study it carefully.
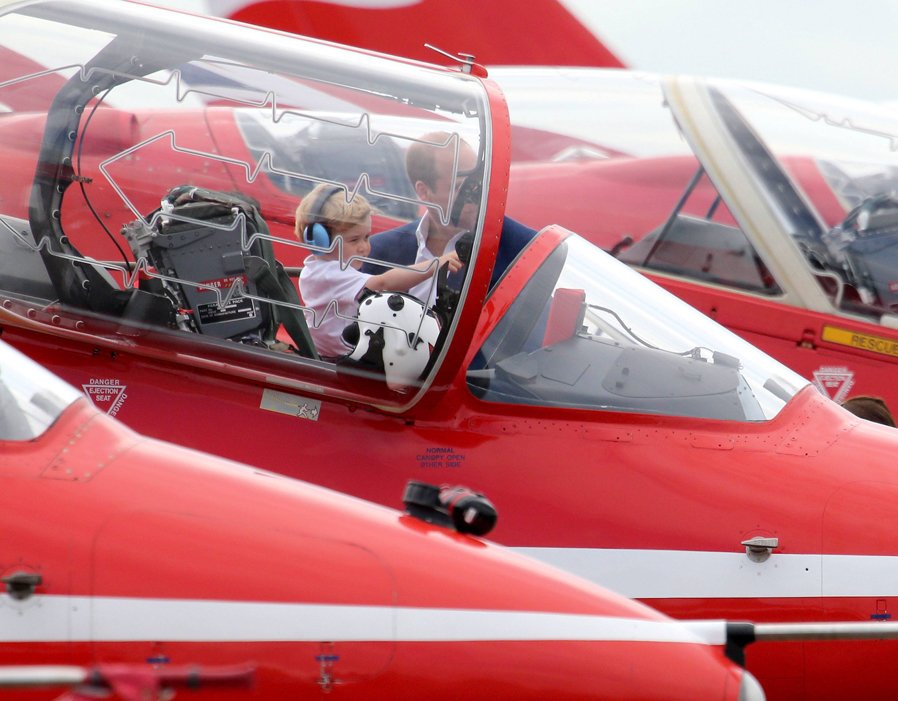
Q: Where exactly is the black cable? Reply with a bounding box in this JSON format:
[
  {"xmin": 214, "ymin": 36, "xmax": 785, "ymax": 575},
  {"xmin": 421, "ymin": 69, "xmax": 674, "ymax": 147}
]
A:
[{"xmin": 75, "ymin": 87, "xmax": 130, "ymax": 268}]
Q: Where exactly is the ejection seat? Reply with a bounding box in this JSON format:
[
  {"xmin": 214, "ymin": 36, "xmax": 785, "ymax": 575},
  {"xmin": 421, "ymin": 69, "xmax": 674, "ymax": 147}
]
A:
[{"xmin": 121, "ymin": 186, "xmax": 318, "ymax": 359}]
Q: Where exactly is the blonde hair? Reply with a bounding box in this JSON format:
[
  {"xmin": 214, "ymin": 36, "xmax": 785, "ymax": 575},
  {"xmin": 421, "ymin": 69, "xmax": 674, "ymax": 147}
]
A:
[{"xmin": 295, "ymin": 183, "xmax": 371, "ymax": 241}]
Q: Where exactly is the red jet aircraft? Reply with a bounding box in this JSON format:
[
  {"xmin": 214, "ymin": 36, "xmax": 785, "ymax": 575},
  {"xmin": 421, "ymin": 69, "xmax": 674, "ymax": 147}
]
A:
[
  {"xmin": 0, "ymin": 337, "xmax": 757, "ymax": 701},
  {"xmin": 497, "ymin": 67, "xmax": 898, "ymax": 415},
  {"xmin": 0, "ymin": 2, "xmax": 897, "ymax": 700}
]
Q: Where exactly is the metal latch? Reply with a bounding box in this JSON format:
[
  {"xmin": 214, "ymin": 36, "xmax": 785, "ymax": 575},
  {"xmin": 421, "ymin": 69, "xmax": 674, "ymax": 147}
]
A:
[
  {"xmin": 741, "ymin": 536, "xmax": 779, "ymax": 563},
  {"xmin": 424, "ymin": 44, "xmax": 486, "ymax": 76},
  {"xmin": 2, "ymin": 571, "xmax": 42, "ymax": 600}
]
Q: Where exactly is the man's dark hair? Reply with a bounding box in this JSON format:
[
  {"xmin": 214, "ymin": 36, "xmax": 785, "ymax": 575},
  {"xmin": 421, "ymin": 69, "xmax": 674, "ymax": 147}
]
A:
[{"xmin": 842, "ymin": 395, "xmax": 896, "ymax": 427}]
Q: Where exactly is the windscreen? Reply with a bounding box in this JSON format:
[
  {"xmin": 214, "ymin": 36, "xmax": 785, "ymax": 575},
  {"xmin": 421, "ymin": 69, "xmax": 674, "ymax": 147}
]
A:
[
  {"xmin": 469, "ymin": 234, "xmax": 806, "ymax": 421},
  {"xmin": 0, "ymin": 341, "xmax": 80, "ymax": 440}
]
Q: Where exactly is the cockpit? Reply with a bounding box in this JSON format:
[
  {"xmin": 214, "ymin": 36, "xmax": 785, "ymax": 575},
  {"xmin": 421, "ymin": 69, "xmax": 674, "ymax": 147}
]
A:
[
  {"xmin": 705, "ymin": 81, "xmax": 898, "ymax": 320},
  {"xmin": 0, "ymin": 0, "xmax": 489, "ymax": 400},
  {"xmin": 0, "ymin": 1, "xmax": 807, "ymax": 421}
]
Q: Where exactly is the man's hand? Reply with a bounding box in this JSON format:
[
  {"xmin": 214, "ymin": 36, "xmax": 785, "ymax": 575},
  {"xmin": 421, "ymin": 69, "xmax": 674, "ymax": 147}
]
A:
[{"xmin": 439, "ymin": 250, "xmax": 463, "ymax": 274}]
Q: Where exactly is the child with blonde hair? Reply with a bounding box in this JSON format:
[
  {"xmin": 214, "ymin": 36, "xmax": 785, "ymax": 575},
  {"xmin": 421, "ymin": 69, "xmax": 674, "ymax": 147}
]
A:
[{"xmin": 296, "ymin": 183, "xmax": 462, "ymax": 358}]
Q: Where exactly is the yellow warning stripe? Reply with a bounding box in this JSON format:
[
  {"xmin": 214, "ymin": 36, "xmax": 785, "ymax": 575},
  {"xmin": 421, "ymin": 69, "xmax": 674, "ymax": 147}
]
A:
[{"xmin": 822, "ymin": 325, "xmax": 898, "ymax": 358}]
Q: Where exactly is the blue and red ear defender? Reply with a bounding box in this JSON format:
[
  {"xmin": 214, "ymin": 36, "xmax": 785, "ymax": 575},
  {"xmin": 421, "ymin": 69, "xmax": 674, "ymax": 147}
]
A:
[{"xmin": 302, "ymin": 185, "xmax": 344, "ymax": 254}]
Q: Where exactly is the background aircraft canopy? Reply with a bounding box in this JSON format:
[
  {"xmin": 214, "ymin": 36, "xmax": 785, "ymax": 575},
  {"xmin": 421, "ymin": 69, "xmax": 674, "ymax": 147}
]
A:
[
  {"xmin": 501, "ymin": 68, "xmax": 898, "ymax": 327},
  {"xmin": 699, "ymin": 79, "xmax": 898, "ymax": 321}
]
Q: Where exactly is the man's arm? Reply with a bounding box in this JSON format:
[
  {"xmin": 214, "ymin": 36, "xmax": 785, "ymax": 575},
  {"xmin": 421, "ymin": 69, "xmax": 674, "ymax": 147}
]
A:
[
  {"xmin": 492, "ymin": 216, "xmax": 538, "ymax": 289},
  {"xmin": 361, "ymin": 221, "xmax": 419, "ymax": 275}
]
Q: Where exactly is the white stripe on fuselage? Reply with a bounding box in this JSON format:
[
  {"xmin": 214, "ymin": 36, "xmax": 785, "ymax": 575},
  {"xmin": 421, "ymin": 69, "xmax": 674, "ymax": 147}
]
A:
[
  {"xmin": 513, "ymin": 548, "xmax": 898, "ymax": 599},
  {"xmin": 0, "ymin": 596, "xmax": 711, "ymax": 645}
]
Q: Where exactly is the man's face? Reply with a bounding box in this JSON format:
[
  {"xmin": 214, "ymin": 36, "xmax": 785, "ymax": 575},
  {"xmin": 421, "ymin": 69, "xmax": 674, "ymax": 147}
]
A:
[{"xmin": 420, "ymin": 144, "xmax": 477, "ymax": 232}]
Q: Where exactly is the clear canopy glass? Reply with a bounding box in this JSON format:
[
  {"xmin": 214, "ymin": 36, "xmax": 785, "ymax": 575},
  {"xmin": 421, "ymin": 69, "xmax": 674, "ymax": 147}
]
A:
[
  {"xmin": 0, "ymin": 0, "xmax": 490, "ymax": 400},
  {"xmin": 710, "ymin": 80, "xmax": 898, "ymax": 319},
  {"xmin": 0, "ymin": 340, "xmax": 80, "ymax": 440}
]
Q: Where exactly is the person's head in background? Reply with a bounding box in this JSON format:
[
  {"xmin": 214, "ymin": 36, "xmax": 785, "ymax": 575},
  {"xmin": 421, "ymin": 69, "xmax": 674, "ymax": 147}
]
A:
[{"xmin": 841, "ymin": 395, "xmax": 896, "ymax": 427}]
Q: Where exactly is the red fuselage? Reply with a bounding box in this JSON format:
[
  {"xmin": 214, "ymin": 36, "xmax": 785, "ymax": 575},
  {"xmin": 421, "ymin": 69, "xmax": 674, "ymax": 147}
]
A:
[{"xmin": 0, "ymin": 394, "xmax": 743, "ymax": 701}]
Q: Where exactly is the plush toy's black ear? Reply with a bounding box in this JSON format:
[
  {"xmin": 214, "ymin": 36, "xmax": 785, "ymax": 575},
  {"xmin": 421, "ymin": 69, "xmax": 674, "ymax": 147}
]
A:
[
  {"xmin": 341, "ymin": 321, "xmax": 360, "ymax": 347},
  {"xmin": 342, "ymin": 326, "xmax": 385, "ymax": 372}
]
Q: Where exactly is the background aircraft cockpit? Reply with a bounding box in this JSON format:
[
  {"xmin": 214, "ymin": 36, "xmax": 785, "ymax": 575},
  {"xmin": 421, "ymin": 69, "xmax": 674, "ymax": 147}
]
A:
[
  {"xmin": 698, "ymin": 80, "xmax": 898, "ymax": 321},
  {"xmin": 500, "ymin": 68, "xmax": 898, "ymax": 323}
]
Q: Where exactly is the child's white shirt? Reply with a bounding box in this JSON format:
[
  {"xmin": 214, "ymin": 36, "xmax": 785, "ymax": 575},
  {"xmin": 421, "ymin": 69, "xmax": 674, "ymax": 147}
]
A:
[{"xmin": 299, "ymin": 255, "xmax": 372, "ymax": 357}]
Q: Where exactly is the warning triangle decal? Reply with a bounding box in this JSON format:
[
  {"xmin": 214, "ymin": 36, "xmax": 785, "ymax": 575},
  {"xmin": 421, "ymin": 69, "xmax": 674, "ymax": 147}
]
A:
[
  {"xmin": 811, "ymin": 366, "xmax": 855, "ymax": 404},
  {"xmin": 82, "ymin": 380, "xmax": 128, "ymax": 417}
]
